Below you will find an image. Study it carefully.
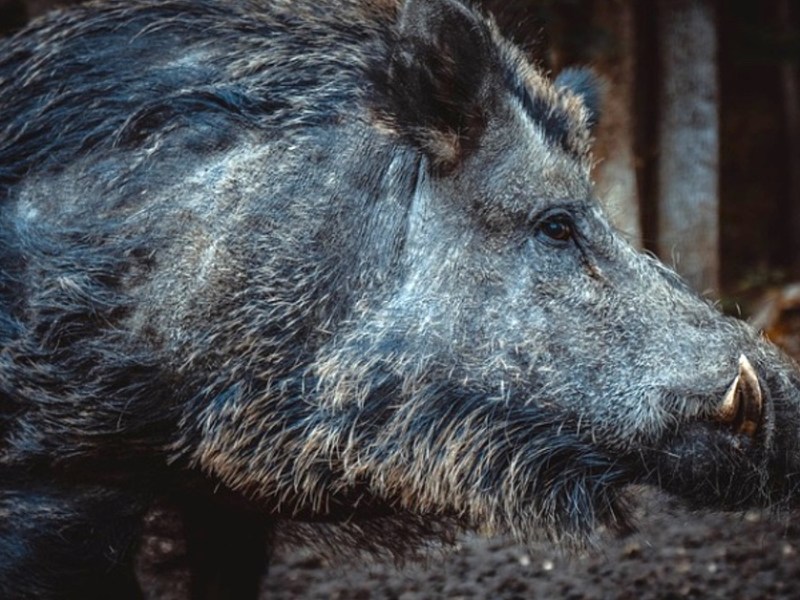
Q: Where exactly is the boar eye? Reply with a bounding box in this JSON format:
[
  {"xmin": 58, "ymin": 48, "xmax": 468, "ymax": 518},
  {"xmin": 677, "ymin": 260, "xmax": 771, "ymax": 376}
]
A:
[{"xmin": 535, "ymin": 214, "xmax": 574, "ymax": 246}]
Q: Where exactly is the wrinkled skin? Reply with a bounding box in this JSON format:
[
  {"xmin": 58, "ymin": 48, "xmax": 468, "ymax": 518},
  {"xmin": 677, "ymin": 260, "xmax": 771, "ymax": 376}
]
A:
[{"xmin": 1, "ymin": 0, "xmax": 800, "ymax": 598}]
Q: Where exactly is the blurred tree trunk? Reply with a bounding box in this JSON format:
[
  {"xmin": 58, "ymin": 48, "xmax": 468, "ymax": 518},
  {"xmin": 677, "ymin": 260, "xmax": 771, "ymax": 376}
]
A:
[
  {"xmin": 656, "ymin": 0, "xmax": 720, "ymax": 294},
  {"xmin": 590, "ymin": 0, "xmax": 642, "ymax": 248},
  {"xmin": 778, "ymin": 0, "xmax": 800, "ymax": 277}
]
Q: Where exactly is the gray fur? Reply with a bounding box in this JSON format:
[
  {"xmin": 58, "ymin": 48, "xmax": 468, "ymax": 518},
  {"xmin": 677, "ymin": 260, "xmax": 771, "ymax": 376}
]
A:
[{"xmin": 1, "ymin": 0, "xmax": 800, "ymax": 597}]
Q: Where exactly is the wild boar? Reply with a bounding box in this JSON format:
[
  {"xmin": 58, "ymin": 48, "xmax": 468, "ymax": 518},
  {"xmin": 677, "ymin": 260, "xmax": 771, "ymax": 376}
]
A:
[{"xmin": 1, "ymin": 0, "xmax": 798, "ymax": 597}]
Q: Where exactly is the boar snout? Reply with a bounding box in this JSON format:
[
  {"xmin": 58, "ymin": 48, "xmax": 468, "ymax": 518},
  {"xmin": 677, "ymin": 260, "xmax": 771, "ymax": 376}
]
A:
[{"xmin": 639, "ymin": 349, "xmax": 800, "ymax": 511}]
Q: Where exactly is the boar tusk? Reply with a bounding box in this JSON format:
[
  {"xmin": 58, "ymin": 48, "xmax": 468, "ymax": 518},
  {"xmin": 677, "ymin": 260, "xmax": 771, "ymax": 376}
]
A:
[
  {"xmin": 718, "ymin": 373, "xmax": 741, "ymax": 423},
  {"xmin": 736, "ymin": 354, "xmax": 763, "ymax": 436},
  {"xmin": 717, "ymin": 354, "xmax": 763, "ymax": 437}
]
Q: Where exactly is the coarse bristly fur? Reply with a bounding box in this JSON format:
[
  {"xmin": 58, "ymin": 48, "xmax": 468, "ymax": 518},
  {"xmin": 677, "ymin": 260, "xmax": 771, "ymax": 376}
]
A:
[{"xmin": 2, "ymin": 0, "xmax": 800, "ymax": 597}]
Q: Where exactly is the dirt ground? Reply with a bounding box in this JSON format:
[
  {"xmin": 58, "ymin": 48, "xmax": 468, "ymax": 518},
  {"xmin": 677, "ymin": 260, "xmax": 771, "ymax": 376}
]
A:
[{"xmin": 137, "ymin": 487, "xmax": 800, "ymax": 599}]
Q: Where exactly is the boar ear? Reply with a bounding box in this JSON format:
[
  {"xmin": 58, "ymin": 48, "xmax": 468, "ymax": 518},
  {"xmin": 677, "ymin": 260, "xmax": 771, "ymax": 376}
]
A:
[
  {"xmin": 554, "ymin": 67, "xmax": 602, "ymax": 130},
  {"xmin": 375, "ymin": 0, "xmax": 494, "ymax": 170}
]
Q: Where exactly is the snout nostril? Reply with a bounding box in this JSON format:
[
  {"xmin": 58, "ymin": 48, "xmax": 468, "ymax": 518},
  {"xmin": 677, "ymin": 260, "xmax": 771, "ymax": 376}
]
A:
[{"xmin": 715, "ymin": 354, "xmax": 763, "ymax": 437}]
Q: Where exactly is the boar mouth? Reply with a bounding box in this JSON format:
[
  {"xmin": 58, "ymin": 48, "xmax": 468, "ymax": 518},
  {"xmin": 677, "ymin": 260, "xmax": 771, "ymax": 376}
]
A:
[
  {"xmin": 712, "ymin": 354, "xmax": 763, "ymax": 437},
  {"xmin": 634, "ymin": 354, "xmax": 784, "ymax": 511}
]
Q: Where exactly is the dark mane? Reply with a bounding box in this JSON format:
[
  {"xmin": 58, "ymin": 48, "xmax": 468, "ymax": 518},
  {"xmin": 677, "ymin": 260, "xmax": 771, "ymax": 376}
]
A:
[{"xmin": 0, "ymin": 0, "xmax": 391, "ymax": 197}]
